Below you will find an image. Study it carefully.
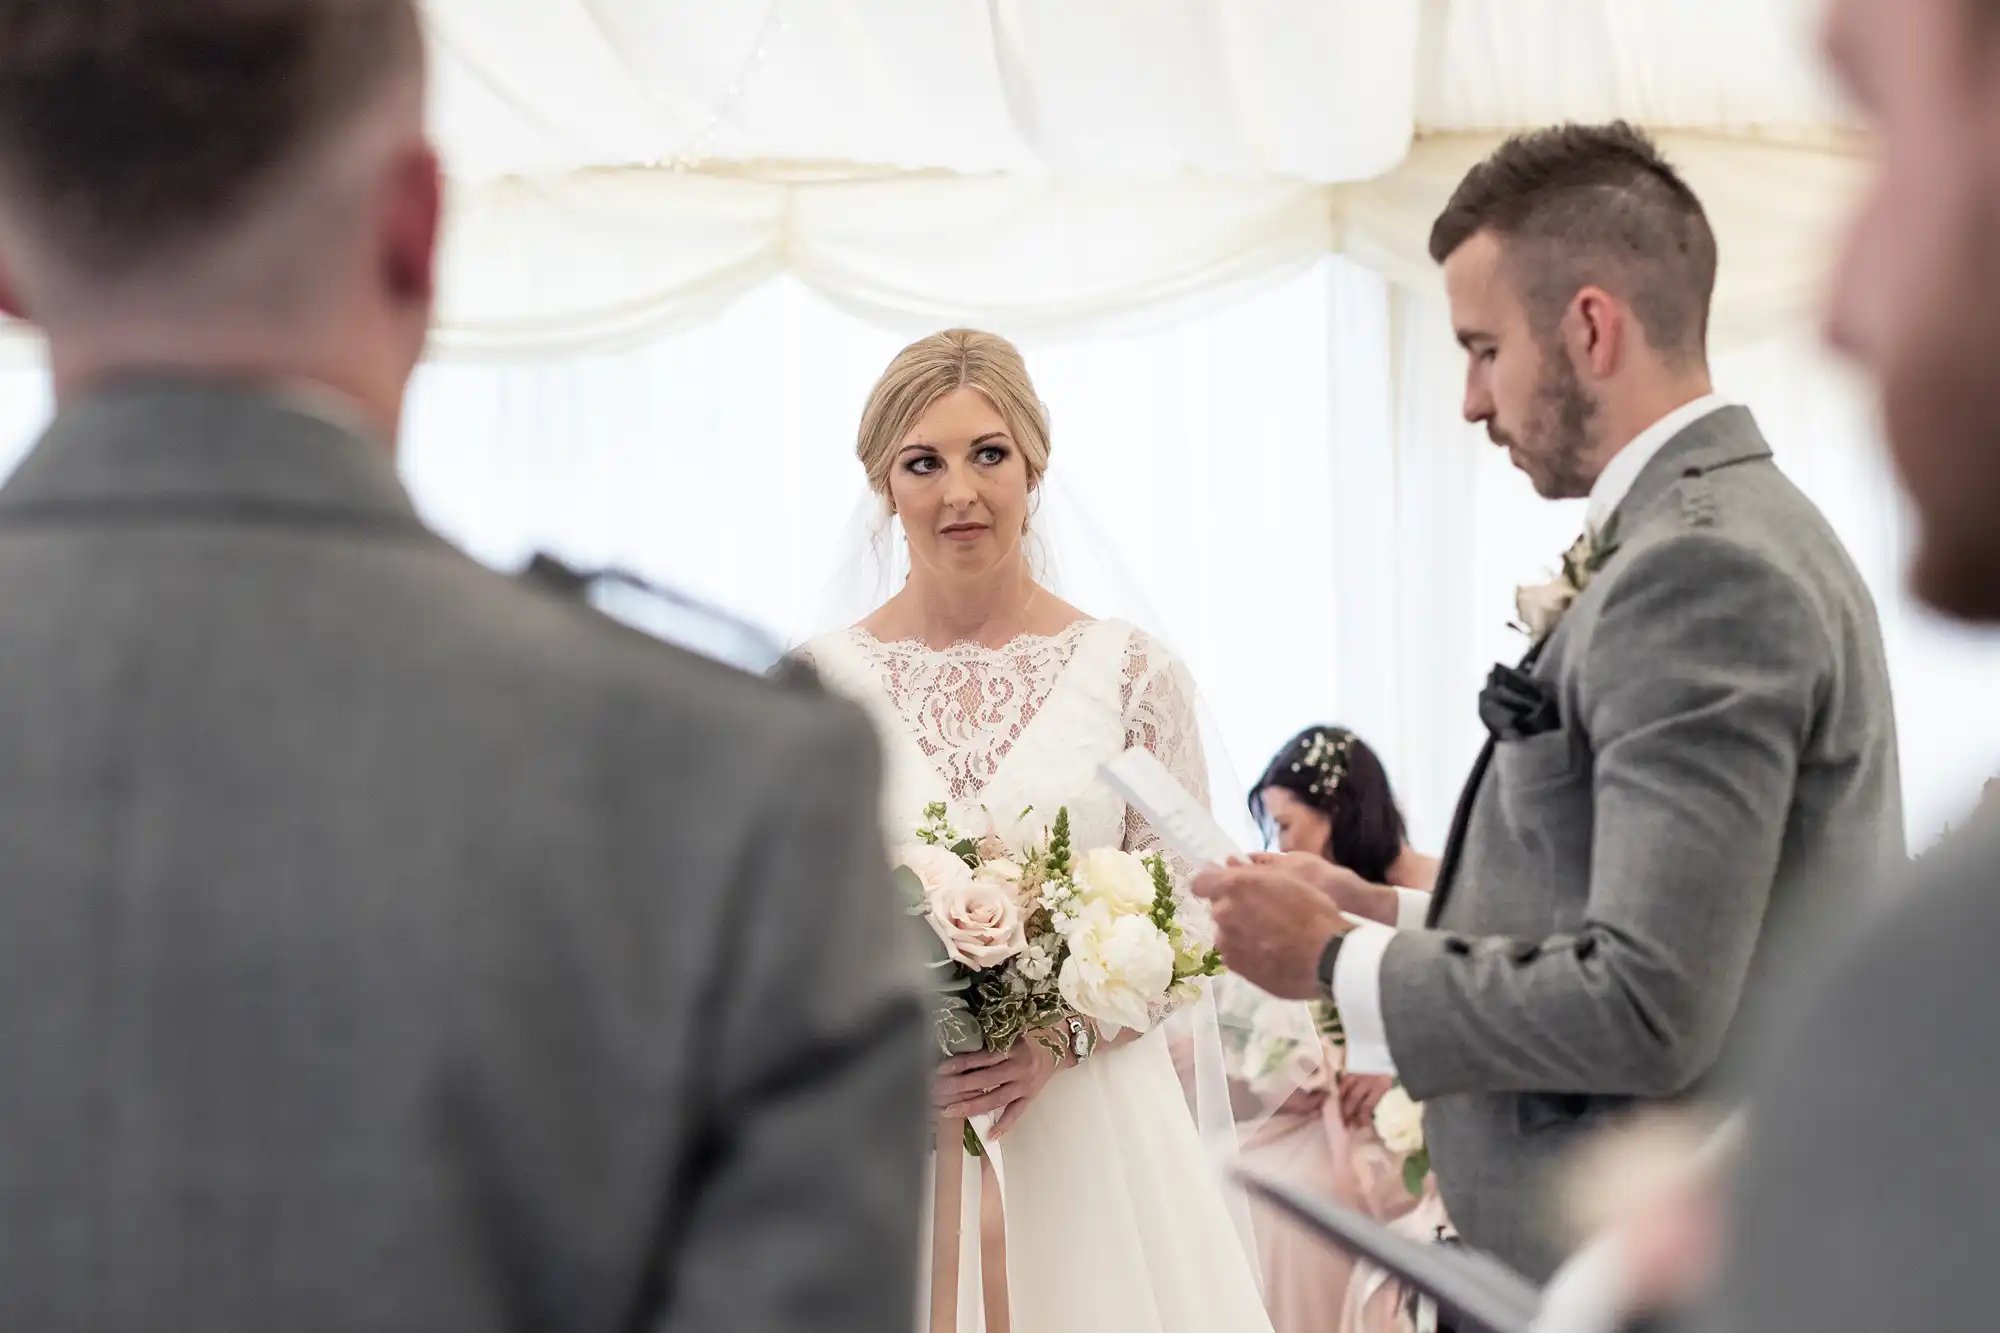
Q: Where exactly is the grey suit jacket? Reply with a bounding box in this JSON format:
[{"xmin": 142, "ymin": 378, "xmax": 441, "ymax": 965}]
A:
[
  {"xmin": 0, "ymin": 381, "xmax": 930, "ymax": 1331},
  {"xmin": 1376, "ymin": 406, "xmax": 1904, "ymax": 1280},
  {"xmin": 1709, "ymin": 817, "xmax": 1999, "ymax": 1332}
]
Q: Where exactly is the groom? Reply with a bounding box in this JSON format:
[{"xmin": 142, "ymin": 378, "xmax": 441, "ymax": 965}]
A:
[{"xmin": 1197, "ymin": 122, "xmax": 1905, "ymax": 1281}]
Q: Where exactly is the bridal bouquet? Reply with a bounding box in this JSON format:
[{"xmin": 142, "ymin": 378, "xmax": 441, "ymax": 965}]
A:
[{"xmin": 895, "ymin": 802, "xmax": 1223, "ymax": 1104}]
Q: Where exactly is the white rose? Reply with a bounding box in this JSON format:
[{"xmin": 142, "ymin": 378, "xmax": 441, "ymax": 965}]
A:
[
  {"xmin": 926, "ymin": 876, "xmax": 1027, "ymax": 971},
  {"xmin": 896, "ymin": 843, "xmax": 974, "ymax": 898},
  {"xmin": 1515, "ymin": 577, "xmax": 1577, "ymax": 640},
  {"xmin": 1073, "ymin": 847, "xmax": 1156, "ymax": 916},
  {"xmin": 1057, "ymin": 906, "xmax": 1175, "ymax": 1034},
  {"xmin": 1373, "ymin": 1084, "xmax": 1426, "ymax": 1157}
]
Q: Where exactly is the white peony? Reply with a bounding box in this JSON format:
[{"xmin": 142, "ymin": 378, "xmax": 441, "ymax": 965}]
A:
[
  {"xmin": 1058, "ymin": 906, "xmax": 1175, "ymax": 1035},
  {"xmin": 1373, "ymin": 1084, "xmax": 1426, "ymax": 1157},
  {"xmin": 897, "ymin": 842, "xmax": 974, "ymax": 898},
  {"xmin": 1072, "ymin": 847, "xmax": 1157, "ymax": 916}
]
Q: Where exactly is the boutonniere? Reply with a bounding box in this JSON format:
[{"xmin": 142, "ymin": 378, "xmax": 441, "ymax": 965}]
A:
[{"xmin": 1513, "ymin": 515, "xmax": 1620, "ymax": 642}]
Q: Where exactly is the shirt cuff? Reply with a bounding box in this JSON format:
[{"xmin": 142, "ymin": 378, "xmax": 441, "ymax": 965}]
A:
[
  {"xmin": 1333, "ymin": 921, "xmax": 1398, "ymax": 1076},
  {"xmin": 1393, "ymin": 887, "xmax": 1431, "ymax": 931}
]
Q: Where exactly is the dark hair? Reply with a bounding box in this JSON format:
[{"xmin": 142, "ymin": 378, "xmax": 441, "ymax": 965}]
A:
[
  {"xmin": 0, "ymin": 0, "xmax": 422, "ymax": 274},
  {"xmin": 1427, "ymin": 121, "xmax": 1717, "ymax": 366},
  {"xmin": 1249, "ymin": 726, "xmax": 1408, "ymax": 885}
]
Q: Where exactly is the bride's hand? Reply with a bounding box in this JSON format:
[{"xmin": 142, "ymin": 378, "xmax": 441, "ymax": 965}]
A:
[{"xmin": 936, "ymin": 1034, "xmax": 1064, "ymax": 1138}]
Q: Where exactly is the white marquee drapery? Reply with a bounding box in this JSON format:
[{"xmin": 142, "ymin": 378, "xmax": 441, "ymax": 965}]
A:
[{"xmin": 0, "ymin": 1, "xmax": 1865, "ymax": 362}]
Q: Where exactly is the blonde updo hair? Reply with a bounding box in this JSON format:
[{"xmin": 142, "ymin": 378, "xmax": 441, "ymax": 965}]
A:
[{"xmin": 856, "ymin": 329, "xmax": 1052, "ymax": 503}]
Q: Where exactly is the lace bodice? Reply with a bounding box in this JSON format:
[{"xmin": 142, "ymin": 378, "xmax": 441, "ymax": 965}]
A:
[{"xmin": 799, "ymin": 619, "xmax": 1208, "ymax": 876}]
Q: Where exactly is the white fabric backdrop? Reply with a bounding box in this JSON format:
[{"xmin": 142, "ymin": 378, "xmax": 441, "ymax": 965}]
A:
[
  {"xmin": 1, "ymin": 260, "xmax": 1990, "ymax": 848},
  {"xmin": 419, "ymin": 0, "xmax": 1845, "ymax": 182},
  {"xmin": 0, "ymin": 0, "xmax": 1866, "ymax": 363}
]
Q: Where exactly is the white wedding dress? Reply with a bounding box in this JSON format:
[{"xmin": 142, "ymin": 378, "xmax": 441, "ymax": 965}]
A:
[{"xmin": 803, "ymin": 617, "xmax": 1276, "ymax": 1333}]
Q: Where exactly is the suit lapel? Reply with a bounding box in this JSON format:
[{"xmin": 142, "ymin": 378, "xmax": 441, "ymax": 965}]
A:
[{"xmin": 1425, "ymin": 636, "xmax": 1549, "ymax": 929}]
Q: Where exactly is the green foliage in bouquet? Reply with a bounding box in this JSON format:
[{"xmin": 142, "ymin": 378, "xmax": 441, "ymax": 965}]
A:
[
  {"xmin": 916, "ymin": 801, "xmax": 981, "ymax": 867},
  {"xmin": 1046, "ymin": 806, "xmax": 1072, "ymax": 877},
  {"xmin": 1146, "ymin": 850, "xmax": 1225, "ymax": 986},
  {"xmin": 1402, "ymin": 1147, "xmax": 1431, "ymax": 1198},
  {"xmin": 1311, "ymin": 997, "xmax": 1345, "ymax": 1048}
]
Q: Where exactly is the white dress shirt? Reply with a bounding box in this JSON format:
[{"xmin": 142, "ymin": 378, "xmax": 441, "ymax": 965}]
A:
[{"xmin": 1335, "ymin": 394, "xmax": 1736, "ymax": 1076}]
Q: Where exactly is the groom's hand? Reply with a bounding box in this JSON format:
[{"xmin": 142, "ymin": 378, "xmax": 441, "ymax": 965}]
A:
[
  {"xmin": 1192, "ymin": 859, "xmax": 1353, "ymax": 1000},
  {"xmin": 1248, "ymin": 851, "xmax": 1396, "ymax": 922}
]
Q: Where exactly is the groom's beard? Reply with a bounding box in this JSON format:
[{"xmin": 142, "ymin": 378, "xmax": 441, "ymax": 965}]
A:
[{"xmin": 1517, "ymin": 351, "xmax": 1599, "ymax": 500}]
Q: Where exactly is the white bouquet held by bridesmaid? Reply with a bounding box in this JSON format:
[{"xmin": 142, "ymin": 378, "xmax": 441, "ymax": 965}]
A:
[
  {"xmin": 1372, "ymin": 1084, "xmax": 1432, "ymax": 1197},
  {"xmin": 897, "ymin": 802, "xmax": 1225, "ymax": 1150}
]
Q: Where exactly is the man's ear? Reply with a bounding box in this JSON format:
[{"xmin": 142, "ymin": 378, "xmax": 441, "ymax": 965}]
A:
[
  {"xmin": 1568, "ymin": 285, "xmax": 1626, "ymax": 380},
  {"xmin": 379, "ymin": 141, "xmax": 442, "ymax": 306}
]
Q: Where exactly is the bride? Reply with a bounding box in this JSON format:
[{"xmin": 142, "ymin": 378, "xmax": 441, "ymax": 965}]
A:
[{"xmin": 799, "ymin": 329, "xmax": 1282, "ymax": 1333}]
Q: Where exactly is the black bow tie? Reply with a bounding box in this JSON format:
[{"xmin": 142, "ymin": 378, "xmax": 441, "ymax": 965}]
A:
[{"xmin": 1479, "ymin": 663, "xmax": 1561, "ymax": 741}]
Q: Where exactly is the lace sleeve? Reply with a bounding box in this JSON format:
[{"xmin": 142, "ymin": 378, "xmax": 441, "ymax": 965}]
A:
[
  {"xmin": 1118, "ymin": 631, "xmax": 1218, "ymax": 1027},
  {"xmin": 1119, "ymin": 630, "xmax": 1210, "ymax": 873}
]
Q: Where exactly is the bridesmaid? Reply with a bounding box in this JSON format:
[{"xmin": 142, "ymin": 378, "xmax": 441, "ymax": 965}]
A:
[{"xmin": 1241, "ymin": 727, "xmax": 1443, "ymax": 1333}]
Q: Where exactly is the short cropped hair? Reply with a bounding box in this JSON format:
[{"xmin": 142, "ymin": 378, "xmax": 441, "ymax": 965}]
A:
[
  {"xmin": 0, "ymin": 0, "xmax": 423, "ymax": 275},
  {"xmin": 1429, "ymin": 121, "xmax": 1718, "ymax": 364}
]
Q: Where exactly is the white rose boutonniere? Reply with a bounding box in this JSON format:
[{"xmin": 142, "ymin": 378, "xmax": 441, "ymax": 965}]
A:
[
  {"xmin": 1515, "ymin": 577, "xmax": 1578, "ymax": 642},
  {"xmin": 1514, "ymin": 515, "xmax": 1621, "ymax": 643},
  {"xmin": 1372, "ymin": 1083, "xmax": 1432, "ymax": 1197}
]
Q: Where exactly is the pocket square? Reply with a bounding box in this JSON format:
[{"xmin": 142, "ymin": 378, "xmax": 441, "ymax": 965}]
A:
[{"xmin": 1479, "ymin": 663, "xmax": 1561, "ymax": 741}]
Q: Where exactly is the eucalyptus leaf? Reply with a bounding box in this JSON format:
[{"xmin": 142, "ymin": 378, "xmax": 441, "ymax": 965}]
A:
[
  {"xmin": 935, "ymin": 1004, "xmax": 986, "ymax": 1055},
  {"xmin": 892, "ymin": 865, "xmax": 928, "ymax": 911}
]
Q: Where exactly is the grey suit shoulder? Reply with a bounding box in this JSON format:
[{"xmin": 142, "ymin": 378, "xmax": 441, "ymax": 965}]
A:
[
  {"xmin": 0, "ymin": 381, "xmax": 925, "ymax": 1333},
  {"xmin": 1714, "ymin": 818, "xmax": 2000, "ymax": 1332}
]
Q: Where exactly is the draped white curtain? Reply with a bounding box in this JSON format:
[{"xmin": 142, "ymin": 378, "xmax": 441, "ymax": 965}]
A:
[
  {"xmin": 0, "ymin": 0, "xmax": 1866, "ymax": 364},
  {"xmin": 3, "ymin": 260, "xmax": 1990, "ymax": 847}
]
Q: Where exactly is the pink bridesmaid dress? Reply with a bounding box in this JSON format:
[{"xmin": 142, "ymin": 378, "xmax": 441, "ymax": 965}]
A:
[{"xmin": 1239, "ymin": 1042, "xmax": 1431, "ymax": 1333}]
